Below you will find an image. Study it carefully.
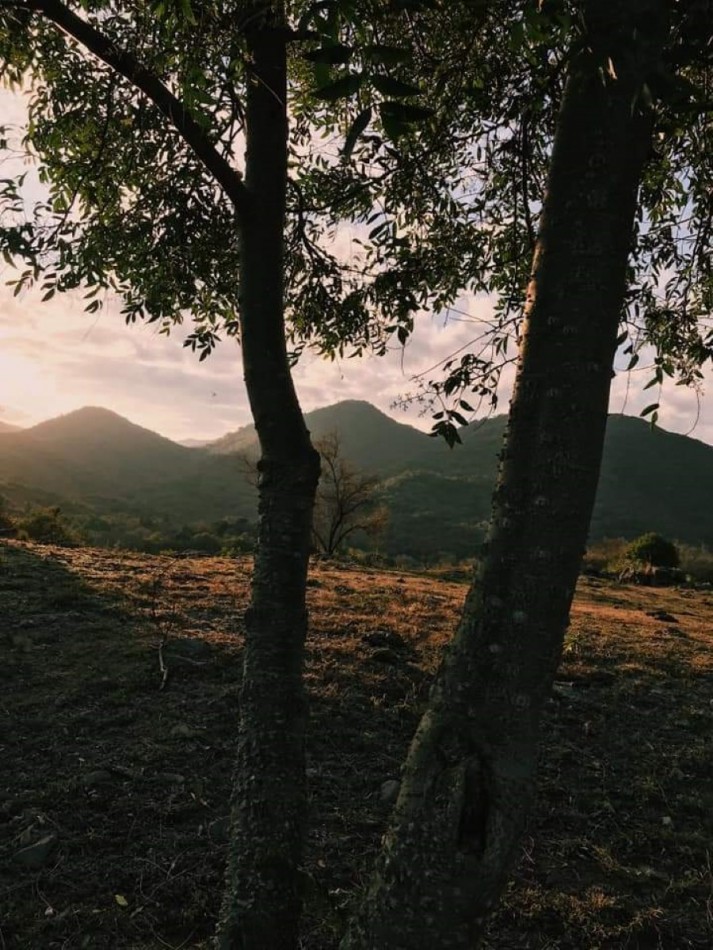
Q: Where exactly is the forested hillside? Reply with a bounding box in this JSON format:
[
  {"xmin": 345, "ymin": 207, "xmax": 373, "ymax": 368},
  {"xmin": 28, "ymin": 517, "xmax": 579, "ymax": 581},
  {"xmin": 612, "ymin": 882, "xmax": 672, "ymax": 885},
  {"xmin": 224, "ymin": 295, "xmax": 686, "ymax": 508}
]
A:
[{"xmin": 1, "ymin": 401, "xmax": 712, "ymax": 556}]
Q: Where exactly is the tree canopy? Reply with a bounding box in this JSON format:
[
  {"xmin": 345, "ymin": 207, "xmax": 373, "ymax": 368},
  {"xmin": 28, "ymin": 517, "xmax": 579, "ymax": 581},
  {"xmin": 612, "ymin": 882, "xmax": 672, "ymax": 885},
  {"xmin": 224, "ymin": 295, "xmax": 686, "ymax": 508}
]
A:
[
  {"xmin": 2, "ymin": 2, "xmax": 711, "ymax": 425},
  {"xmin": 301, "ymin": 0, "xmax": 713, "ymax": 435}
]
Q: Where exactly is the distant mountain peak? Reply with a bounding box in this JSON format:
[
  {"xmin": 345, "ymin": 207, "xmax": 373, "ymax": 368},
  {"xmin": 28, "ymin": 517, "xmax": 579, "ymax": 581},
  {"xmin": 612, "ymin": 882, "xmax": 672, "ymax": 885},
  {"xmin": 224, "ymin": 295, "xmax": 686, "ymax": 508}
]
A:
[
  {"xmin": 20, "ymin": 406, "xmax": 191, "ymax": 455},
  {"xmin": 33, "ymin": 406, "xmax": 131, "ymax": 426},
  {"xmin": 0, "ymin": 419, "xmax": 22, "ymax": 434}
]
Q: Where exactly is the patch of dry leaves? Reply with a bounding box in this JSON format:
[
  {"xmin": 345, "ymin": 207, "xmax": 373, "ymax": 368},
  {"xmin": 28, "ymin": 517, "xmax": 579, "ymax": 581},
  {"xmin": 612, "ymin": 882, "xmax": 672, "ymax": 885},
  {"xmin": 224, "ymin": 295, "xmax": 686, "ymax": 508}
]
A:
[{"xmin": 1, "ymin": 542, "xmax": 711, "ymax": 949}]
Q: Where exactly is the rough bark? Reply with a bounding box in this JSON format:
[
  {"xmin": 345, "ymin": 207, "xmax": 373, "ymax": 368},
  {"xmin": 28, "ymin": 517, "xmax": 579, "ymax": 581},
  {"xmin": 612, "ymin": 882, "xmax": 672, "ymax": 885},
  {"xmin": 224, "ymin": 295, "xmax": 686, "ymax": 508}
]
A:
[
  {"xmin": 216, "ymin": 6, "xmax": 320, "ymax": 949},
  {"xmin": 342, "ymin": 3, "xmax": 668, "ymax": 948}
]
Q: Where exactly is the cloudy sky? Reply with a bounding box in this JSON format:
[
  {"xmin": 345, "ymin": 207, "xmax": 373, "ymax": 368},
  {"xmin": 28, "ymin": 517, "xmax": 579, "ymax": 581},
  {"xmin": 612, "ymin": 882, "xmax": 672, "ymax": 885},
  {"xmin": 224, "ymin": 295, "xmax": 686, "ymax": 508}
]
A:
[{"xmin": 1, "ymin": 89, "xmax": 712, "ymax": 446}]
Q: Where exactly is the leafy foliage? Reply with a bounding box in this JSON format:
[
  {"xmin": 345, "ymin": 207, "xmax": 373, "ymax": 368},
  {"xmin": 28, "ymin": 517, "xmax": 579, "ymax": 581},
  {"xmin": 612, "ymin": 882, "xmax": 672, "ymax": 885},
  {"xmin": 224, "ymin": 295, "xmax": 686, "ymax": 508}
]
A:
[
  {"xmin": 16, "ymin": 506, "xmax": 81, "ymax": 546},
  {"xmin": 294, "ymin": 0, "xmax": 713, "ymax": 432},
  {"xmin": 625, "ymin": 532, "xmax": 680, "ymax": 568},
  {"xmin": 2, "ymin": 2, "xmax": 710, "ymax": 434},
  {"xmin": 0, "ymin": 0, "xmax": 446, "ymax": 365}
]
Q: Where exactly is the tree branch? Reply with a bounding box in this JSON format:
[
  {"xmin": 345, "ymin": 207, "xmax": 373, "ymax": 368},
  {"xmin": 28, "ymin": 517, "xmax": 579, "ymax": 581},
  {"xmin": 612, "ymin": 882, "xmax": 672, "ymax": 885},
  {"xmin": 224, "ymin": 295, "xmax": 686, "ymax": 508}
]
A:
[{"xmin": 11, "ymin": 0, "xmax": 251, "ymax": 223}]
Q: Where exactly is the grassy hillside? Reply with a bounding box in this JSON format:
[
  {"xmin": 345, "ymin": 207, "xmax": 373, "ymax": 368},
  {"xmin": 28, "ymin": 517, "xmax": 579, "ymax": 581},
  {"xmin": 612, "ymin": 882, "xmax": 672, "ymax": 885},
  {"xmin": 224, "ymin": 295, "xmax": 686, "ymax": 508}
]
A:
[{"xmin": 2, "ymin": 540, "xmax": 711, "ymax": 948}]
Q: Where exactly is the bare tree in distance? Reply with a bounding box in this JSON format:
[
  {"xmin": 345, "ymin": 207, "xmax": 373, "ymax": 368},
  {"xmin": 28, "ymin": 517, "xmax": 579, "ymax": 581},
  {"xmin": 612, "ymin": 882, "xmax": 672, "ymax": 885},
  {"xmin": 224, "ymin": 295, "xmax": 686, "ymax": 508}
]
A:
[
  {"xmin": 238, "ymin": 431, "xmax": 388, "ymax": 558},
  {"xmin": 311, "ymin": 431, "xmax": 388, "ymax": 558}
]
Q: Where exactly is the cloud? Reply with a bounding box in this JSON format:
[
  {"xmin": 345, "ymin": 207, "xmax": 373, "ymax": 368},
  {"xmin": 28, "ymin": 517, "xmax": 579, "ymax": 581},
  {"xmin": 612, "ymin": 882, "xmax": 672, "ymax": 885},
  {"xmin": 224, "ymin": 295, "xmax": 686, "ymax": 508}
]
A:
[
  {"xmin": 1, "ymin": 90, "xmax": 711, "ymax": 446},
  {"xmin": 2, "ymin": 273, "xmax": 712, "ymax": 445}
]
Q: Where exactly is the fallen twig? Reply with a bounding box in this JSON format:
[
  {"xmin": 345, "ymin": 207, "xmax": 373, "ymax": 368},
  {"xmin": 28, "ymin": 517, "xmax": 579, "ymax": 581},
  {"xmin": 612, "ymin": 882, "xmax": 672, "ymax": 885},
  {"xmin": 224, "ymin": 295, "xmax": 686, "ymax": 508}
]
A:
[{"xmin": 158, "ymin": 634, "xmax": 169, "ymax": 691}]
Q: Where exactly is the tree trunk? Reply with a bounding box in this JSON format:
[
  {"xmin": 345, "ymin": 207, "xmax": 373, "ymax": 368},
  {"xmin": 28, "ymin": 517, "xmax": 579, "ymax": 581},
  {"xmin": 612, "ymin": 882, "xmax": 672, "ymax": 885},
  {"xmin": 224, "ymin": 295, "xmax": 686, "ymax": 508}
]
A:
[
  {"xmin": 342, "ymin": 3, "xmax": 668, "ymax": 947},
  {"xmin": 216, "ymin": 6, "xmax": 320, "ymax": 949}
]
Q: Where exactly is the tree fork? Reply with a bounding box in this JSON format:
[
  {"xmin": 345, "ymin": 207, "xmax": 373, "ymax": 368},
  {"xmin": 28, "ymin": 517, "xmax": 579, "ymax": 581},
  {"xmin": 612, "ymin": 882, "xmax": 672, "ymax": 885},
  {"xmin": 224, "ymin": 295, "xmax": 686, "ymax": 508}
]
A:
[{"xmin": 342, "ymin": 2, "xmax": 669, "ymax": 947}]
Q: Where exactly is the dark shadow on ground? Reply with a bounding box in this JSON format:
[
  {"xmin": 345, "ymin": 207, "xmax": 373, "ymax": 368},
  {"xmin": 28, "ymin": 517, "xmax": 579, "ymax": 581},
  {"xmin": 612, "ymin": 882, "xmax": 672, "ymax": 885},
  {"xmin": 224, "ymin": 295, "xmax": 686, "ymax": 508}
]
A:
[
  {"xmin": 2, "ymin": 546, "xmax": 712, "ymax": 949},
  {"xmin": 1, "ymin": 542, "xmax": 243, "ymax": 949}
]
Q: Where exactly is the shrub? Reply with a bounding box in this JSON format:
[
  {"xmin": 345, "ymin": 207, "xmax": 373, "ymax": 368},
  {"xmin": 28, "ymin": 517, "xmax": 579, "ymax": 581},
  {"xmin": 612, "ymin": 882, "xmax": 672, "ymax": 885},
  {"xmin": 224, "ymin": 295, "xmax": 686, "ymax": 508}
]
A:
[
  {"xmin": 677, "ymin": 544, "xmax": 713, "ymax": 584},
  {"xmin": 624, "ymin": 532, "xmax": 679, "ymax": 568},
  {"xmin": 188, "ymin": 532, "xmax": 222, "ymax": 555},
  {"xmin": 582, "ymin": 538, "xmax": 628, "ymax": 575},
  {"xmin": 16, "ymin": 507, "xmax": 81, "ymax": 547}
]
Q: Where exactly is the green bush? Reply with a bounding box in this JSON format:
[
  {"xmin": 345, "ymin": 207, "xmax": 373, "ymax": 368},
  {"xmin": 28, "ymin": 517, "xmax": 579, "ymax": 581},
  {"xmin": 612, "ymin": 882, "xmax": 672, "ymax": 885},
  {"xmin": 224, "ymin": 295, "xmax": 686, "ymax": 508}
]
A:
[
  {"xmin": 624, "ymin": 532, "xmax": 680, "ymax": 568},
  {"xmin": 582, "ymin": 538, "xmax": 628, "ymax": 574},
  {"xmin": 16, "ymin": 507, "xmax": 81, "ymax": 547}
]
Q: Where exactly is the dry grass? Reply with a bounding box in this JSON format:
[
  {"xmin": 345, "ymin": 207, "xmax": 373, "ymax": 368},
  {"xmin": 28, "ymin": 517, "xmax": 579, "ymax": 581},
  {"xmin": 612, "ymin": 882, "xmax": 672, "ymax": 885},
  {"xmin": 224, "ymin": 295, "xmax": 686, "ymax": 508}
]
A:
[{"xmin": 1, "ymin": 541, "xmax": 711, "ymax": 949}]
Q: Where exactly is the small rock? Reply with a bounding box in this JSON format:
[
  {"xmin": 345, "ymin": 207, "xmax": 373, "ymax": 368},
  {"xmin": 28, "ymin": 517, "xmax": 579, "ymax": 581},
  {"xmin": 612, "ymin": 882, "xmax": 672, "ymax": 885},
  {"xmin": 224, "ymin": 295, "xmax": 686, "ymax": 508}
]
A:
[
  {"xmin": 208, "ymin": 816, "xmax": 231, "ymax": 842},
  {"xmin": 362, "ymin": 630, "xmax": 406, "ymax": 650},
  {"xmin": 18, "ymin": 825, "xmax": 40, "ymax": 847},
  {"xmin": 82, "ymin": 770, "xmax": 113, "ymax": 788},
  {"xmin": 661, "ymin": 815, "xmax": 673, "ymax": 828},
  {"xmin": 14, "ymin": 834, "xmax": 58, "ymax": 870},
  {"xmin": 380, "ymin": 780, "xmax": 401, "ymax": 805}
]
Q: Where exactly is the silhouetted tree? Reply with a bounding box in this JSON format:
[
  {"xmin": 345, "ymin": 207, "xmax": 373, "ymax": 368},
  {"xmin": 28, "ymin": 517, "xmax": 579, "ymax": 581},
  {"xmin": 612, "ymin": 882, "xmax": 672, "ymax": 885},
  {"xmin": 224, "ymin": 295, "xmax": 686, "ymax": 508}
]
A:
[{"xmin": 311, "ymin": 432, "xmax": 387, "ymax": 557}]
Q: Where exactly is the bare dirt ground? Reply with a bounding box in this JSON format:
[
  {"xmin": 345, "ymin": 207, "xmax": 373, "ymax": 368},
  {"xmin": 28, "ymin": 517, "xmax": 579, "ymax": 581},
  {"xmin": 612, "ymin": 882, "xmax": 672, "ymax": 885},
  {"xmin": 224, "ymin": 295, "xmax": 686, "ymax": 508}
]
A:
[{"xmin": 1, "ymin": 541, "xmax": 711, "ymax": 949}]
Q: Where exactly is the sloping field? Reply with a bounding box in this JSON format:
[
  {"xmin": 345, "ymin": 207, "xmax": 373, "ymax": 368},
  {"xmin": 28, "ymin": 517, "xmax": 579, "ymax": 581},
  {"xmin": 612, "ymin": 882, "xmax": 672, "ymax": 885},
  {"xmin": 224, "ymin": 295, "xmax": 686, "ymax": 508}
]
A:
[{"xmin": 1, "ymin": 541, "xmax": 711, "ymax": 948}]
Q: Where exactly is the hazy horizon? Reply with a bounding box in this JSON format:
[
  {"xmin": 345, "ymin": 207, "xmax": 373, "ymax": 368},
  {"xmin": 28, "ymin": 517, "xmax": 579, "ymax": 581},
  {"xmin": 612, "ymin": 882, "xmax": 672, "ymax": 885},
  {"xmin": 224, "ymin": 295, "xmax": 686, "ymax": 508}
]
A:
[{"xmin": 3, "ymin": 397, "xmax": 713, "ymax": 451}]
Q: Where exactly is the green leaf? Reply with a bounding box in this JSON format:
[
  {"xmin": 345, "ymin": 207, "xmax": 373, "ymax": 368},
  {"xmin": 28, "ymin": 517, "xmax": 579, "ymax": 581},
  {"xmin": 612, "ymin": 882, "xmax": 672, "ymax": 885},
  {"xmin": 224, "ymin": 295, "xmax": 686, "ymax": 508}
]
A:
[
  {"xmin": 178, "ymin": 0, "xmax": 197, "ymax": 25},
  {"xmin": 430, "ymin": 420, "xmax": 462, "ymax": 448},
  {"xmin": 342, "ymin": 107, "xmax": 372, "ymax": 160},
  {"xmin": 380, "ymin": 111, "xmax": 409, "ymax": 141},
  {"xmin": 368, "ymin": 221, "xmax": 388, "ymax": 240},
  {"xmin": 640, "ymin": 403, "xmax": 659, "ymax": 417},
  {"xmin": 380, "ymin": 101, "xmax": 434, "ymax": 123},
  {"xmin": 372, "ymin": 75, "xmax": 422, "ymax": 98},
  {"xmin": 363, "ymin": 45, "xmax": 412, "ymax": 66},
  {"xmin": 626, "ymin": 353, "xmax": 639, "ymax": 371},
  {"xmin": 312, "ymin": 61, "xmax": 331, "ymax": 89},
  {"xmin": 304, "ymin": 44, "xmax": 352, "ymax": 65},
  {"xmin": 314, "ymin": 73, "xmax": 363, "ymax": 101}
]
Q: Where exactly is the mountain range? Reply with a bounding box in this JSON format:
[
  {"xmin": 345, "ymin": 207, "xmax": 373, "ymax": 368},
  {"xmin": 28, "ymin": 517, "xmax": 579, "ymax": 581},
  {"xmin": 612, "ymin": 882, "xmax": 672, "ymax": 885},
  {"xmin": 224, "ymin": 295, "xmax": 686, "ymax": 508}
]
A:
[{"xmin": 1, "ymin": 400, "xmax": 711, "ymax": 557}]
